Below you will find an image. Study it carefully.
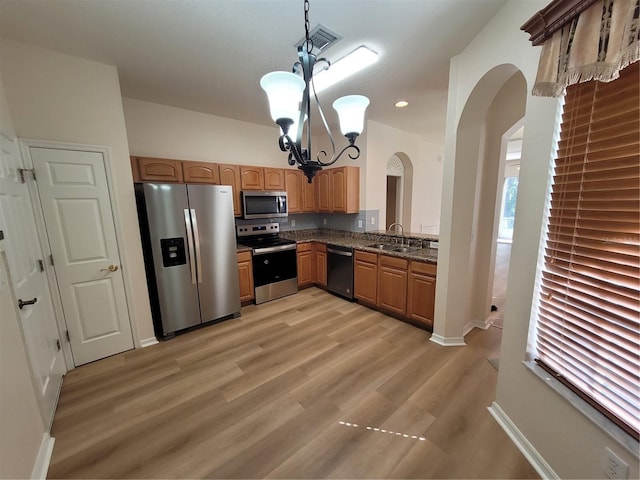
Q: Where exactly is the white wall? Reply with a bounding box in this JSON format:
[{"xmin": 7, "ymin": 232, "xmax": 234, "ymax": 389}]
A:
[
  {"xmin": 0, "ymin": 64, "xmax": 46, "ymax": 480},
  {"xmin": 438, "ymin": 1, "xmax": 639, "ymax": 478},
  {"xmin": 0, "ymin": 39, "xmax": 155, "ymax": 346},
  {"xmin": 365, "ymin": 121, "xmax": 443, "ymax": 233}
]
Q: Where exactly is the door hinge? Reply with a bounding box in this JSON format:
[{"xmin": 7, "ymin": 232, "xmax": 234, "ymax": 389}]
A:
[
  {"xmin": 18, "ymin": 168, "xmax": 36, "ymax": 183},
  {"xmin": 65, "ymin": 330, "xmax": 70, "ymax": 342},
  {"xmin": 49, "ymin": 254, "xmax": 54, "ymax": 266},
  {"xmin": 55, "ymin": 339, "xmax": 61, "ymax": 351},
  {"xmin": 38, "ymin": 259, "xmax": 45, "ymax": 272}
]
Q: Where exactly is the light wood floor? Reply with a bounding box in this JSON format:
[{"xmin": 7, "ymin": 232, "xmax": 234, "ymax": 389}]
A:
[{"xmin": 48, "ymin": 287, "xmax": 538, "ymax": 479}]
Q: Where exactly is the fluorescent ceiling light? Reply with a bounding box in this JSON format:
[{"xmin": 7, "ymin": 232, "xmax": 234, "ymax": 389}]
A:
[{"xmin": 312, "ymin": 46, "xmax": 378, "ymax": 94}]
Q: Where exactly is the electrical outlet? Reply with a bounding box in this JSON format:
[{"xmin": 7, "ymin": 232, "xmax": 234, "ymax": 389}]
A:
[
  {"xmin": 323, "ymin": 218, "xmax": 327, "ymax": 225},
  {"xmin": 602, "ymin": 447, "xmax": 629, "ymax": 479},
  {"xmin": 370, "ymin": 217, "xmax": 375, "ymax": 225},
  {"xmin": 357, "ymin": 219, "xmax": 363, "ymax": 229},
  {"xmin": 291, "ymin": 219, "xmax": 296, "ymax": 227}
]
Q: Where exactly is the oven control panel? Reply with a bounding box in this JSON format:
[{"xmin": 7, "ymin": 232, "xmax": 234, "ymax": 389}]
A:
[{"xmin": 237, "ymin": 222, "xmax": 280, "ymax": 238}]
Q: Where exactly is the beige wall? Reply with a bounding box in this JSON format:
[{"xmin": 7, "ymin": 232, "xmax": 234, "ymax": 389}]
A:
[
  {"xmin": 438, "ymin": 0, "xmax": 639, "ymax": 477},
  {"xmin": 0, "ymin": 39, "xmax": 155, "ymax": 345},
  {"xmin": 365, "ymin": 121, "xmax": 443, "ymax": 233},
  {"xmin": 0, "ymin": 66, "xmax": 46, "ymax": 480}
]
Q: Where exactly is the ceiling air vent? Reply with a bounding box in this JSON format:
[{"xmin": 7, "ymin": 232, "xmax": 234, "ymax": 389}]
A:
[{"xmin": 295, "ymin": 24, "xmax": 342, "ymax": 55}]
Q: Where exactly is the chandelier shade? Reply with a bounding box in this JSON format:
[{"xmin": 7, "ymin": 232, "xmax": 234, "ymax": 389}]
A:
[
  {"xmin": 333, "ymin": 95, "xmax": 370, "ymax": 137},
  {"xmin": 259, "ymin": 71, "xmax": 305, "ymax": 123}
]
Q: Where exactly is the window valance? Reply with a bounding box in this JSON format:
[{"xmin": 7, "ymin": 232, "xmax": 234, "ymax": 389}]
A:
[{"xmin": 522, "ymin": 0, "xmax": 639, "ymax": 97}]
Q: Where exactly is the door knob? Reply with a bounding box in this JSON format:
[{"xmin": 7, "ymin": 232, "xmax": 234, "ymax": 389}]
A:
[
  {"xmin": 18, "ymin": 298, "xmax": 38, "ymax": 310},
  {"xmin": 100, "ymin": 264, "xmax": 119, "ymax": 272}
]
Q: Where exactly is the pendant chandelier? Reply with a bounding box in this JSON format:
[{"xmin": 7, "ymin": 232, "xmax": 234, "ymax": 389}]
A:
[{"xmin": 260, "ymin": 0, "xmax": 371, "ymax": 183}]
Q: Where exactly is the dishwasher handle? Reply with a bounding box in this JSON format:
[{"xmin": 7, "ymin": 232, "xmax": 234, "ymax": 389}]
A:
[{"xmin": 327, "ymin": 247, "xmax": 353, "ymax": 257}]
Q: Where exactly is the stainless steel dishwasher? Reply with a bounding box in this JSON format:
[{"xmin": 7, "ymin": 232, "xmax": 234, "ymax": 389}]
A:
[{"xmin": 327, "ymin": 244, "xmax": 354, "ymax": 300}]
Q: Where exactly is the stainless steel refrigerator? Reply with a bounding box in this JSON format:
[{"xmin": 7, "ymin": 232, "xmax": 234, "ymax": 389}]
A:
[{"xmin": 135, "ymin": 183, "xmax": 241, "ymax": 338}]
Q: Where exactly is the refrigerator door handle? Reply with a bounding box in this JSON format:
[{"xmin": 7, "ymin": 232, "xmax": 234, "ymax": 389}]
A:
[
  {"xmin": 184, "ymin": 209, "xmax": 197, "ymax": 285},
  {"xmin": 191, "ymin": 208, "xmax": 204, "ymax": 284}
]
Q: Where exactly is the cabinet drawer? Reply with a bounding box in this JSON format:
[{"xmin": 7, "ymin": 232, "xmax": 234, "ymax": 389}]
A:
[
  {"xmin": 297, "ymin": 242, "xmax": 312, "ymax": 253},
  {"xmin": 379, "ymin": 254, "xmax": 408, "ymax": 270},
  {"xmin": 314, "ymin": 242, "xmax": 326, "ymax": 252},
  {"xmin": 355, "ymin": 250, "xmax": 377, "ymax": 264},
  {"xmin": 237, "ymin": 250, "xmax": 252, "ymax": 262},
  {"xmin": 410, "ymin": 261, "xmax": 437, "ymax": 276}
]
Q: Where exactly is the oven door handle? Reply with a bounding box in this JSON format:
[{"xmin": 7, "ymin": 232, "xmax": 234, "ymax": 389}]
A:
[
  {"xmin": 184, "ymin": 209, "xmax": 197, "ymax": 285},
  {"xmin": 253, "ymin": 244, "xmax": 297, "ymax": 255}
]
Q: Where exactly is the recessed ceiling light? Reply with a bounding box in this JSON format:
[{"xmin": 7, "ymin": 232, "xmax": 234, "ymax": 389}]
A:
[{"xmin": 395, "ymin": 100, "xmax": 409, "ymax": 108}]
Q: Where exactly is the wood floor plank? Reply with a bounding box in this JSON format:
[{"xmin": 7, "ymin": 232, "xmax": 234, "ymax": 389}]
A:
[{"xmin": 46, "ymin": 287, "xmax": 538, "ymax": 479}]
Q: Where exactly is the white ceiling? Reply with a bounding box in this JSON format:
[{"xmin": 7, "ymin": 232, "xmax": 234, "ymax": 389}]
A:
[{"xmin": 0, "ymin": 0, "xmax": 507, "ymax": 145}]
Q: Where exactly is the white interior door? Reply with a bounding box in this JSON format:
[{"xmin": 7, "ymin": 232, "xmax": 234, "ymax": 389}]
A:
[
  {"xmin": 0, "ymin": 133, "xmax": 64, "ymax": 427},
  {"xmin": 29, "ymin": 146, "xmax": 133, "ymax": 366}
]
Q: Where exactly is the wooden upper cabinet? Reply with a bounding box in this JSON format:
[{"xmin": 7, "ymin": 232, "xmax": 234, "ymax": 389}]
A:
[
  {"xmin": 284, "ymin": 169, "xmax": 303, "ymax": 214},
  {"xmin": 135, "ymin": 156, "xmax": 183, "ymax": 183},
  {"xmin": 219, "ymin": 164, "xmax": 242, "ymax": 216},
  {"xmin": 130, "ymin": 156, "xmax": 141, "ymax": 182},
  {"xmin": 331, "ymin": 166, "xmax": 359, "ymax": 214},
  {"xmin": 264, "ymin": 167, "xmax": 285, "ymax": 190},
  {"xmin": 182, "ymin": 161, "xmax": 220, "ymax": 184},
  {"xmin": 302, "ymin": 173, "xmax": 317, "ymax": 212},
  {"xmin": 316, "ymin": 169, "xmax": 332, "ymax": 212},
  {"xmin": 240, "ymin": 166, "xmax": 264, "ymax": 190}
]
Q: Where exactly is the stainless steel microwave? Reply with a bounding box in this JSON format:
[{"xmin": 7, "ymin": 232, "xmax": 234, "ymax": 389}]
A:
[{"xmin": 242, "ymin": 191, "xmax": 288, "ymax": 219}]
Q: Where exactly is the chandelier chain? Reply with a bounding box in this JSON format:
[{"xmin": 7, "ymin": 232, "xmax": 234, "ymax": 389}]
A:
[{"xmin": 304, "ymin": 0, "xmax": 312, "ymax": 53}]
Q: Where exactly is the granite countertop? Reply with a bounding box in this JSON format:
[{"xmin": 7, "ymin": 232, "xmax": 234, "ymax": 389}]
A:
[
  {"xmin": 237, "ymin": 229, "xmax": 439, "ymax": 264},
  {"xmin": 285, "ymin": 232, "xmax": 438, "ymax": 264}
]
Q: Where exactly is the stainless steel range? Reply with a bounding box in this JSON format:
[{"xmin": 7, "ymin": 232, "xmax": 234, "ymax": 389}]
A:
[{"xmin": 237, "ymin": 223, "xmax": 298, "ymax": 304}]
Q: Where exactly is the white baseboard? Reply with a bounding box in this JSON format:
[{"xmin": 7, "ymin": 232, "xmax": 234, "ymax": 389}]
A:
[
  {"xmin": 429, "ymin": 333, "xmax": 466, "ymax": 347},
  {"xmin": 139, "ymin": 336, "xmax": 158, "ymax": 348},
  {"xmin": 467, "ymin": 319, "xmax": 491, "ymax": 332},
  {"xmin": 31, "ymin": 433, "xmax": 55, "ymax": 480},
  {"xmin": 488, "ymin": 402, "xmax": 559, "ymax": 480}
]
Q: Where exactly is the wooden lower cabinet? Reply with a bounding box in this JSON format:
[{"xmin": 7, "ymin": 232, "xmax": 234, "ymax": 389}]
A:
[
  {"xmin": 354, "ymin": 250, "xmax": 377, "ymax": 304},
  {"xmin": 407, "ymin": 261, "xmax": 437, "ymax": 328},
  {"xmin": 314, "ymin": 242, "xmax": 327, "ymax": 287},
  {"xmin": 297, "ymin": 242, "xmax": 313, "ymax": 287},
  {"xmin": 237, "ymin": 251, "xmax": 254, "ymax": 303},
  {"xmin": 377, "ymin": 254, "xmax": 408, "ymax": 316}
]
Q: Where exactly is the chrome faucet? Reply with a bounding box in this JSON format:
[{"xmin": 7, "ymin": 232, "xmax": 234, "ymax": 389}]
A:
[{"xmin": 388, "ymin": 222, "xmax": 405, "ymax": 246}]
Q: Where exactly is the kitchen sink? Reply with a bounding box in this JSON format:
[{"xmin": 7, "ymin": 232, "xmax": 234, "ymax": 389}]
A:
[
  {"xmin": 367, "ymin": 243, "xmax": 400, "ymax": 251},
  {"xmin": 367, "ymin": 243, "xmax": 422, "ymax": 254}
]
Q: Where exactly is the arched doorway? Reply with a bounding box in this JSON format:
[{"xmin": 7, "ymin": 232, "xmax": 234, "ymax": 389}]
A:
[
  {"xmin": 433, "ymin": 65, "xmax": 527, "ymax": 345},
  {"xmin": 384, "ymin": 153, "xmax": 413, "ymax": 230}
]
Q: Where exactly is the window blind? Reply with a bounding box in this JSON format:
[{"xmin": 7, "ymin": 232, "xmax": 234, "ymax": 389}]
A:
[{"xmin": 536, "ymin": 62, "xmax": 639, "ymax": 439}]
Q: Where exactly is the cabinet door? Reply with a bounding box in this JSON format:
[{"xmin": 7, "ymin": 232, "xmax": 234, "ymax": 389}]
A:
[
  {"xmin": 137, "ymin": 157, "xmax": 183, "ymax": 182},
  {"xmin": 377, "ymin": 254, "xmax": 408, "ymax": 316},
  {"xmin": 354, "ymin": 259, "xmax": 377, "ymax": 304},
  {"xmin": 285, "ymin": 169, "xmax": 303, "ymax": 213},
  {"xmin": 264, "ymin": 167, "xmax": 285, "ymax": 190},
  {"xmin": 316, "ymin": 169, "xmax": 331, "ymax": 212},
  {"xmin": 219, "ymin": 164, "xmax": 242, "ymax": 216},
  {"xmin": 297, "ymin": 243, "xmax": 313, "ymax": 287},
  {"xmin": 240, "ymin": 166, "xmax": 264, "ymax": 190},
  {"xmin": 301, "ymin": 174, "xmax": 317, "ymax": 212},
  {"xmin": 237, "ymin": 251, "xmax": 254, "ymax": 302},
  {"xmin": 314, "ymin": 243, "xmax": 327, "ymax": 287},
  {"xmin": 407, "ymin": 273, "xmax": 435, "ymax": 328},
  {"xmin": 182, "ymin": 161, "xmax": 220, "ymax": 184},
  {"xmin": 331, "ymin": 166, "xmax": 359, "ymax": 213}
]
